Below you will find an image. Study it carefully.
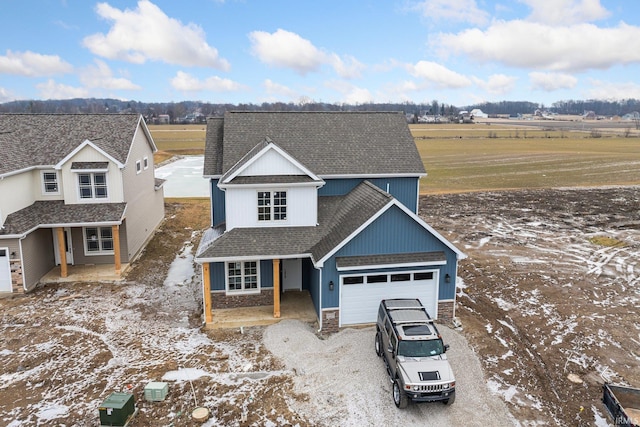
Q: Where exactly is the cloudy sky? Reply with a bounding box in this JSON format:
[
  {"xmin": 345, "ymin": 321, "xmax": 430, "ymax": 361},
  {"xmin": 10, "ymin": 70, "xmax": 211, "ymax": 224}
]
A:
[{"xmin": 1, "ymin": 0, "xmax": 639, "ymax": 107}]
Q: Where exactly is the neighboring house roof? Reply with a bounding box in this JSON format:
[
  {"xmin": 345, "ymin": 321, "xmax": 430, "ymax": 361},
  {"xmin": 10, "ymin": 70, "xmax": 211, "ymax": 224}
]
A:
[
  {"xmin": 0, "ymin": 201, "xmax": 126, "ymax": 237},
  {"xmin": 203, "ymin": 111, "xmax": 426, "ymax": 178},
  {"xmin": 0, "ymin": 114, "xmax": 153, "ymax": 176}
]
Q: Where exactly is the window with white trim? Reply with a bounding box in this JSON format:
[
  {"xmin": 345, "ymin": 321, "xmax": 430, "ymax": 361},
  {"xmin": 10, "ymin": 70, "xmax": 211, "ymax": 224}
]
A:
[
  {"xmin": 257, "ymin": 191, "xmax": 287, "ymax": 221},
  {"xmin": 42, "ymin": 171, "xmax": 59, "ymax": 194},
  {"xmin": 136, "ymin": 160, "xmax": 142, "ymax": 174},
  {"xmin": 227, "ymin": 261, "xmax": 259, "ymax": 293},
  {"xmin": 143, "ymin": 156, "xmax": 149, "ymax": 170},
  {"xmin": 83, "ymin": 226, "xmax": 114, "ymax": 254},
  {"xmin": 78, "ymin": 173, "xmax": 108, "ymax": 199}
]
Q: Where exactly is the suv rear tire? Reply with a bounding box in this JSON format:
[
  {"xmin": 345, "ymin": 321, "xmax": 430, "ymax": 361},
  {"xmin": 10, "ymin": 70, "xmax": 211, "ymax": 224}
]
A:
[
  {"xmin": 393, "ymin": 378, "xmax": 408, "ymax": 409},
  {"xmin": 375, "ymin": 330, "xmax": 383, "ymax": 357}
]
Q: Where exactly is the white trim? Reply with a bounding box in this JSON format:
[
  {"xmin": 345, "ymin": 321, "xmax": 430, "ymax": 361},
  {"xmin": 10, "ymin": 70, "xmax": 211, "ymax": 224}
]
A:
[
  {"xmin": 257, "ymin": 189, "xmax": 288, "ymax": 223},
  {"xmin": 136, "ymin": 159, "xmax": 142, "ymax": 174},
  {"xmin": 222, "ymin": 142, "xmax": 322, "ymax": 184},
  {"xmin": 82, "ymin": 226, "xmax": 115, "ymax": 256},
  {"xmin": 0, "ymin": 247, "xmax": 12, "ymax": 293},
  {"xmin": 337, "ymin": 259, "xmax": 446, "ymax": 272},
  {"xmin": 224, "ymin": 260, "xmax": 261, "ymax": 295},
  {"xmin": 143, "ymin": 156, "xmax": 149, "ymax": 170},
  {"xmin": 316, "ymin": 199, "xmax": 466, "ymax": 266},
  {"xmin": 41, "ymin": 170, "xmax": 60, "ymax": 195},
  {"xmin": 318, "ymin": 173, "xmax": 426, "ymax": 179},
  {"xmin": 56, "ymin": 139, "xmax": 124, "ymax": 170},
  {"xmin": 76, "ymin": 171, "xmax": 109, "ymax": 202}
]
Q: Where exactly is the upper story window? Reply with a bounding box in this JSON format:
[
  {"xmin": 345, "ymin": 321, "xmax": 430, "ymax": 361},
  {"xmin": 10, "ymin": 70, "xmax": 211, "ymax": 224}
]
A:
[
  {"xmin": 78, "ymin": 172, "xmax": 108, "ymax": 200},
  {"xmin": 143, "ymin": 156, "xmax": 149, "ymax": 170},
  {"xmin": 257, "ymin": 190, "xmax": 287, "ymax": 221},
  {"xmin": 41, "ymin": 171, "xmax": 59, "ymax": 194},
  {"xmin": 136, "ymin": 160, "xmax": 142, "ymax": 174}
]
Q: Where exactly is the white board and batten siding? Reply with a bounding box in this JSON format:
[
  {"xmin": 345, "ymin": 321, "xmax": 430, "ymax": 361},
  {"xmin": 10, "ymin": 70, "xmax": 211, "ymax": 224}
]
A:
[
  {"xmin": 339, "ymin": 270, "xmax": 439, "ymax": 326},
  {"xmin": 225, "ymin": 186, "xmax": 317, "ymax": 230}
]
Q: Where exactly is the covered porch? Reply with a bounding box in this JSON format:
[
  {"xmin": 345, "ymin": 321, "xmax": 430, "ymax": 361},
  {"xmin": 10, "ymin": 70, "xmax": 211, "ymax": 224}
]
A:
[
  {"xmin": 207, "ymin": 290, "xmax": 318, "ymax": 329},
  {"xmin": 40, "ymin": 262, "xmax": 130, "ymax": 284}
]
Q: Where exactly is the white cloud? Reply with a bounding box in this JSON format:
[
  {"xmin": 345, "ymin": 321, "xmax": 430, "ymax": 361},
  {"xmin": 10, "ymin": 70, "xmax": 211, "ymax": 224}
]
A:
[
  {"xmin": 521, "ymin": 0, "xmax": 610, "ymax": 25},
  {"xmin": 170, "ymin": 71, "xmax": 245, "ymax": 92},
  {"xmin": 586, "ymin": 79, "xmax": 640, "ymax": 100},
  {"xmin": 263, "ymin": 79, "xmax": 299, "ymax": 100},
  {"xmin": 0, "ymin": 86, "xmax": 14, "ymax": 103},
  {"xmin": 36, "ymin": 79, "xmax": 89, "ymax": 99},
  {"xmin": 413, "ymin": 0, "xmax": 490, "ymax": 26},
  {"xmin": 249, "ymin": 29, "xmax": 325, "ymax": 75},
  {"xmin": 434, "ymin": 20, "xmax": 640, "ymax": 72},
  {"xmin": 0, "ymin": 50, "xmax": 72, "ymax": 76},
  {"xmin": 83, "ymin": 0, "xmax": 230, "ymax": 69},
  {"xmin": 408, "ymin": 61, "xmax": 472, "ymax": 88},
  {"xmin": 328, "ymin": 53, "xmax": 365, "ymax": 79},
  {"xmin": 529, "ymin": 71, "xmax": 577, "ymax": 91},
  {"xmin": 473, "ymin": 74, "xmax": 518, "ymax": 95},
  {"xmin": 324, "ymin": 80, "xmax": 374, "ymax": 104},
  {"xmin": 249, "ymin": 29, "xmax": 364, "ymax": 79},
  {"xmin": 80, "ymin": 59, "xmax": 141, "ymax": 90}
]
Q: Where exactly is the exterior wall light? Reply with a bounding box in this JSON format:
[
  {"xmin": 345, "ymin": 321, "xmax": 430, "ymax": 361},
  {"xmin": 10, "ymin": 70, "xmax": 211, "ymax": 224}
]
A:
[
  {"xmin": 445, "ymin": 274, "xmax": 451, "ymax": 283},
  {"xmin": 329, "ymin": 280, "xmax": 334, "ymax": 291}
]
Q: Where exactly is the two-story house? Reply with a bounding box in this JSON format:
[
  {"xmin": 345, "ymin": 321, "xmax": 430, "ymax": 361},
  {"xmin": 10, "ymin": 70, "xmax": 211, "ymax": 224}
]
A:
[
  {"xmin": 195, "ymin": 111, "xmax": 465, "ymax": 332},
  {"xmin": 0, "ymin": 114, "xmax": 165, "ymax": 293}
]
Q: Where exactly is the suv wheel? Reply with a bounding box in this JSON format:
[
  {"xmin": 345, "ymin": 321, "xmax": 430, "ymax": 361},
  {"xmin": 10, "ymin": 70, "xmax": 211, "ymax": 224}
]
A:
[
  {"xmin": 443, "ymin": 393, "xmax": 455, "ymax": 405},
  {"xmin": 375, "ymin": 330, "xmax": 383, "ymax": 357},
  {"xmin": 393, "ymin": 378, "xmax": 408, "ymax": 409}
]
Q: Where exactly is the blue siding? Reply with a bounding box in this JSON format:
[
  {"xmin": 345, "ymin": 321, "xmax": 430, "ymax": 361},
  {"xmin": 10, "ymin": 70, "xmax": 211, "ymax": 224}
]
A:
[
  {"xmin": 208, "ymin": 259, "xmax": 273, "ymax": 290},
  {"xmin": 320, "ymin": 205, "xmax": 458, "ymax": 309},
  {"xmin": 209, "ymin": 262, "xmax": 225, "ymax": 291},
  {"xmin": 319, "ymin": 178, "xmax": 419, "ymax": 212},
  {"xmin": 303, "ymin": 258, "xmax": 322, "ymax": 317},
  {"xmin": 210, "ymin": 179, "xmax": 226, "ymax": 226}
]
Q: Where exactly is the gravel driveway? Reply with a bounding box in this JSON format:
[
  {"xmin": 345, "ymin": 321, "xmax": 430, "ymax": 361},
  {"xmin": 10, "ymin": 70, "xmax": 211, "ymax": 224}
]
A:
[{"xmin": 263, "ymin": 319, "xmax": 517, "ymax": 426}]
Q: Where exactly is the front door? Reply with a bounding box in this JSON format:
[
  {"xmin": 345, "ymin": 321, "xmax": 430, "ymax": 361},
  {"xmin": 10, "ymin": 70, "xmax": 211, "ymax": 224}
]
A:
[
  {"xmin": 0, "ymin": 248, "xmax": 11, "ymax": 292},
  {"xmin": 282, "ymin": 259, "xmax": 302, "ymax": 291},
  {"xmin": 53, "ymin": 228, "xmax": 74, "ymax": 265}
]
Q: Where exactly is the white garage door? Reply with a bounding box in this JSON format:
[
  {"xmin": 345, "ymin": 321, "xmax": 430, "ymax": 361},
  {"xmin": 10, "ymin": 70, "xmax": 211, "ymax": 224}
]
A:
[
  {"xmin": 0, "ymin": 248, "xmax": 12, "ymax": 293},
  {"xmin": 340, "ymin": 271, "xmax": 438, "ymax": 326}
]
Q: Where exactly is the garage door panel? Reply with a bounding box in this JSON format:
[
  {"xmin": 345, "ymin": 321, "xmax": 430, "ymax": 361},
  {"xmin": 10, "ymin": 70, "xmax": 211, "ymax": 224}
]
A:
[{"xmin": 340, "ymin": 278, "xmax": 437, "ymax": 326}]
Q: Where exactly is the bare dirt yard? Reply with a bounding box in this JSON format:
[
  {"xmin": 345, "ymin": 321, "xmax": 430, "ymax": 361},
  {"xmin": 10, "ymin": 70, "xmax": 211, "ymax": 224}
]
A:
[
  {"xmin": 421, "ymin": 186, "xmax": 640, "ymax": 426},
  {"xmin": 1, "ymin": 187, "xmax": 639, "ymax": 426}
]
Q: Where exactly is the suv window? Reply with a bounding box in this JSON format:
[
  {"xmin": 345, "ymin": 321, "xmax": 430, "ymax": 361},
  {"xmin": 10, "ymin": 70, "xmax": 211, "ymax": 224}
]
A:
[{"xmin": 397, "ymin": 339, "xmax": 444, "ymax": 358}]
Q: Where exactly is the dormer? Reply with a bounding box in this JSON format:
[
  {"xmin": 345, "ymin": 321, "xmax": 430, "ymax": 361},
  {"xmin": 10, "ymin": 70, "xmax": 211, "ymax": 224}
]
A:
[{"xmin": 219, "ymin": 139, "xmax": 324, "ymax": 230}]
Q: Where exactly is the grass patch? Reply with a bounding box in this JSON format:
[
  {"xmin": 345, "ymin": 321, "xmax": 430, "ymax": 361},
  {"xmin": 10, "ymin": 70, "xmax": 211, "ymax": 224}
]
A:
[
  {"xmin": 414, "ymin": 126, "xmax": 640, "ymax": 194},
  {"xmin": 588, "ymin": 236, "xmax": 626, "ymax": 247}
]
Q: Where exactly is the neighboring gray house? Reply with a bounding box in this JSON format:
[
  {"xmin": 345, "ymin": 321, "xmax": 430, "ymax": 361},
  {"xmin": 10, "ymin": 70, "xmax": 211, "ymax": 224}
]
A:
[
  {"xmin": 196, "ymin": 111, "xmax": 465, "ymax": 332},
  {"xmin": 0, "ymin": 114, "xmax": 165, "ymax": 293}
]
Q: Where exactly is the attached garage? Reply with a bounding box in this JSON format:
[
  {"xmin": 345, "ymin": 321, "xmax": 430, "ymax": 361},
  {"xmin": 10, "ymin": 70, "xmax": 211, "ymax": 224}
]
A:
[{"xmin": 339, "ymin": 270, "xmax": 439, "ymax": 326}]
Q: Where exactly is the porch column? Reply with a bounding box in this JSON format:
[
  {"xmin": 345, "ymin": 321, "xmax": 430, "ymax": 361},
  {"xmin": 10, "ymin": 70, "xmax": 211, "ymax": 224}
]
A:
[
  {"xmin": 56, "ymin": 227, "xmax": 67, "ymax": 278},
  {"xmin": 112, "ymin": 225, "xmax": 121, "ymax": 274},
  {"xmin": 273, "ymin": 259, "xmax": 281, "ymax": 318},
  {"xmin": 203, "ymin": 263, "xmax": 212, "ymax": 323}
]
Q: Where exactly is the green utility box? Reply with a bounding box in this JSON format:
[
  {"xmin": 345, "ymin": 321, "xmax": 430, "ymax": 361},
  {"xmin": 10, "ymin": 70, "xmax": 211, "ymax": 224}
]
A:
[
  {"xmin": 144, "ymin": 381, "xmax": 169, "ymax": 401},
  {"xmin": 99, "ymin": 392, "xmax": 136, "ymax": 426}
]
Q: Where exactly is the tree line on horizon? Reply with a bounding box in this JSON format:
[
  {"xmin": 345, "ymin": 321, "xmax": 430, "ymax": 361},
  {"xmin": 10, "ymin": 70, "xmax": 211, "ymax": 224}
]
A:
[{"xmin": 0, "ymin": 97, "xmax": 638, "ymax": 121}]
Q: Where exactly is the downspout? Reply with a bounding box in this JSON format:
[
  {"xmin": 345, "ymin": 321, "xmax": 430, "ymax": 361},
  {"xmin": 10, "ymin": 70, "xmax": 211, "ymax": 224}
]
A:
[{"xmin": 317, "ymin": 268, "xmax": 323, "ymax": 333}]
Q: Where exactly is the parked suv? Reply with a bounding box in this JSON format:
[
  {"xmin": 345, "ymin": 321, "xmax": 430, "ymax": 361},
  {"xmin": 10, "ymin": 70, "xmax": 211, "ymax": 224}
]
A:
[{"xmin": 375, "ymin": 298, "xmax": 456, "ymax": 408}]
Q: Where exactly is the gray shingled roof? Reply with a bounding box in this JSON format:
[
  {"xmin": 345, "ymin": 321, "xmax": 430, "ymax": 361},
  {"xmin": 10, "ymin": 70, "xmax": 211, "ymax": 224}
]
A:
[
  {"xmin": 0, "ymin": 201, "xmax": 126, "ymax": 236},
  {"xmin": 196, "ymin": 180, "xmax": 393, "ymax": 261},
  {"xmin": 203, "ymin": 111, "xmax": 426, "ymax": 177},
  {"xmin": 0, "ymin": 114, "xmax": 144, "ymax": 175}
]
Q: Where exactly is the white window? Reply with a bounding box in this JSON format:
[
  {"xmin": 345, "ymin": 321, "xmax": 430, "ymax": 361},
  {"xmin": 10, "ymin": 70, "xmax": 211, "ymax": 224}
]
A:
[
  {"xmin": 143, "ymin": 156, "xmax": 149, "ymax": 170},
  {"xmin": 78, "ymin": 173, "xmax": 108, "ymax": 200},
  {"xmin": 226, "ymin": 261, "xmax": 259, "ymax": 293},
  {"xmin": 42, "ymin": 171, "xmax": 59, "ymax": 194},
  {"xmin": 257, "ymin": 191, "xmax": 287, "ymax": 221},
  {"xmin": 83, "ymin": 226, "xmax": 114, "ymax": 255},
  {"xmin": 136, "ymin": 160, "xmax": 142, "ymax": 174}
]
